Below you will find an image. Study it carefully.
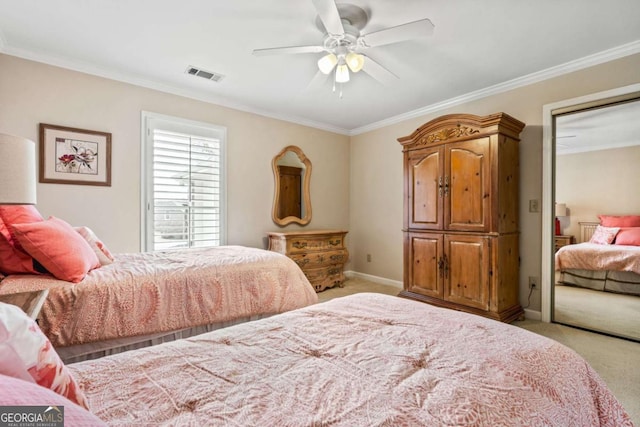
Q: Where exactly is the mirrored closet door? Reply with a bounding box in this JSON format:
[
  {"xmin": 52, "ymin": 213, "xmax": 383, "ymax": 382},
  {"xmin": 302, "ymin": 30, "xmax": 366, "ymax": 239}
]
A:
[{"xmin": 553, "ymin": 96, "xmax": 640, "ymax": 341}]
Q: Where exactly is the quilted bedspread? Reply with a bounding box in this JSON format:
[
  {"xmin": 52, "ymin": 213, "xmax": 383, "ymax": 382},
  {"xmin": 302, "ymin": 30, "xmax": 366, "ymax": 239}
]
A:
[
  {"xmin": 0, "ymin": 246, "xmax": 317, "ymax": 347},
  {"xmin": 555, "ymin": 242, "xmax": 640, "ymax": 275},
  {"xmin": 69, "ymin": 293, "xmax": 632, "ymax": 426}
]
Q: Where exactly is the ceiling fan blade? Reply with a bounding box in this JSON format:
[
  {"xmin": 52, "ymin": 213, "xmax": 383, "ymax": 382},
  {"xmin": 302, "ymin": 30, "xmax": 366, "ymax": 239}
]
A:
[
  {"xmin": 359, "ymin": 19, "xmax": 434, "ymax": 48},
  {"xmin": 252, "ymin": 45, "xmax": 325, "ymax": 56},
  {"xmin": 311, "ymin": 0, "xmax": 345, "ymax": 36},
  {"xmin": 362, "ymin": 56, "xmax": 398, "ymax": 85}
]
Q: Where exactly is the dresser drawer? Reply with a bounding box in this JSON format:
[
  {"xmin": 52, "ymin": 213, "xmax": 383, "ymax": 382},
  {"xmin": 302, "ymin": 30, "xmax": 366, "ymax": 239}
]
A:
[
  {"xmin": 286, "ymin": 234, "xmax": 345, "ymax": 254},
  {"xmin": 267, "ymin": 230, "xmax": 349, "ymax": 292},
  {"xmin": 290, "ymin": 249, "xmax": 348, "ymax": 269},
  {"xmin": 304, "ymin": 266, "xmax": 345, "ymax": 292}
]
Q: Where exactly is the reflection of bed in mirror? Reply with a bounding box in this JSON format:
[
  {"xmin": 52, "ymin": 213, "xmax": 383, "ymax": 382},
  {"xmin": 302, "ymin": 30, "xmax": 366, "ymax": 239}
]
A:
[
  {"xmin": 554, "ymin": 220, "xmax": 640, "ymax": 341},
  {"xmin": 555, "ymin": 221, "xmax": 640, "ymax": 295}
]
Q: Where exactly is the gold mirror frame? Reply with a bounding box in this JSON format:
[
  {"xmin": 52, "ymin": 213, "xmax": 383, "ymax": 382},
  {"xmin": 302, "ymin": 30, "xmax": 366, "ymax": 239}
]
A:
[{"xmin": 272, "ymin": 145, "xmax": 312, "ymax": 226}]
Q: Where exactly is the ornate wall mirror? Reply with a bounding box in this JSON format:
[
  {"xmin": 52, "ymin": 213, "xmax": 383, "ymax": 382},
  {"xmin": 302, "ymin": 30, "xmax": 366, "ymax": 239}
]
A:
[{"xmin": 272, "ymin": 145, "xmax": 312, "ymax": 226}]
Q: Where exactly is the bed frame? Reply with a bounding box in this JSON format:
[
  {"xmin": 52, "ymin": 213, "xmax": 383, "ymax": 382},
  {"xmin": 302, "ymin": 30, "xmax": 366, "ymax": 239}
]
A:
[{"xmin": 579, "ymin": 221, "xmax": 599, "ymax": 243}]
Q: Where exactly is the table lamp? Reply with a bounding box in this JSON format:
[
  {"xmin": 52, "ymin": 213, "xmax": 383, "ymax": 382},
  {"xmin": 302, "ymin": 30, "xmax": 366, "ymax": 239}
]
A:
[
  {"xmin": 555, "ymin": 202, "xmax": 567, "ymax": 236},
  {"xmin": 0, "ymin": 133, "xmax": 37, "ymax": 205}
]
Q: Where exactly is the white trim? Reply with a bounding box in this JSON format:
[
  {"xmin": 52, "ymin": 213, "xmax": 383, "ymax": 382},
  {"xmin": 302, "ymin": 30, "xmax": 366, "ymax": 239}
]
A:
[
  {"xmin": 141, "ymin": 111, "xmax": 228, "ymax": 251},
  {"xmin": 351, "ymin": 39, "xmax": 640, "ymax": 135},
  {"xmin": 541, "ymin": 83, "xmax": 640, "ymax": 323},
  {"xmin": 2, "ymin": 38, "xmax": 640, "ymax": 135},
  {"xmin": 524, "ymin": 309, "xmax": 542, "ymax": 321},
  {"xmin": 0, "ymin": 27, "xmax": 6, "ymax": 51},
  {"xmin": 344, "ymin": 270, "xmax": 403, "ymax": 288}
]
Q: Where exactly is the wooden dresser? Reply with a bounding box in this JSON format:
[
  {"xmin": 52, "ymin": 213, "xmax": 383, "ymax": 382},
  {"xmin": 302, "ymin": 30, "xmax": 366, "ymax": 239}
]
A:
[
  {"xmin": 267, "ymin": 230, "xmax": 349, "ymax": 292},
  {"xmin": 398, "ymin": 113, "xmax": 525, "ymax": 323}
]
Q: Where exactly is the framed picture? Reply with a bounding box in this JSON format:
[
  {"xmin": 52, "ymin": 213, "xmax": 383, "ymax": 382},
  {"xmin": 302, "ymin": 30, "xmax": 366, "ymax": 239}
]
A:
[{"xmin": 39, "ymin": 123, "xmax": 111, "ymax": 186}]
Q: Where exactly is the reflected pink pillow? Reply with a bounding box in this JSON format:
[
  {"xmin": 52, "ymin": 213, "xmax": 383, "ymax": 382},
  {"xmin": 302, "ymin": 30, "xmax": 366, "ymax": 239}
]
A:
[
  {"xmin": 614, "ymin": 228, "xmax": 640, "ymax": 246},
  {"xmin": 0, "ymin": 205, "xmax": 44, "ymax": 275},
  {"xmin": 0, "ymin": 302, "xmax": 89, "ymax": 409},
  {"xmin": 10, "ymin": 217, "xmax": 100, "ymax": 283},
  {"xmin": 598, "ymin": 215, "xmax": 640, "ymax": 227},
  {"xmin": 589, "ymin": 225, "xmax": 620, "ymax": 245}
]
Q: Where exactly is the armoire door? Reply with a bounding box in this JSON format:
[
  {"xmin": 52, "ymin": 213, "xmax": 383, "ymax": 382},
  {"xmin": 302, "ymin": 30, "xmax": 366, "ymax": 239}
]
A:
[
  {"xmin": 445, "ymin": 138, "xmax": 491, "ymax": 232},
  {"xmin": 406, "ymin": 232, "xmax": 443, "ymax": 298},
  {"xmin": 444, "ymin": 234, "xmax": 490, "ymax": 310},
  {"xmin": 407, "ymin": 147, "xmax": 443, "ymax": 230}
]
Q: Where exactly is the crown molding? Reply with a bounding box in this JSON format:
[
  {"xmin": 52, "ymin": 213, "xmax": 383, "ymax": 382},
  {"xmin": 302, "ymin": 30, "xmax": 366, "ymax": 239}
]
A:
[
  {"xmin": 0, "ymin": 45, "xmax": 351, "ymax": 136},
  {"xmin": 350, "ymin": 39, "xmax": 640, "ymax": 135},
  {"xmin": 1, "ymin": 36, "xmax": 638, "ymax": 137}
]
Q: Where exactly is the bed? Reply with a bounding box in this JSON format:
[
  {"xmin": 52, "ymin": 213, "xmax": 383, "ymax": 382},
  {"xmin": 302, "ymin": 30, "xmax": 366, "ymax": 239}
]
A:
[
  {"xmin": 0, "ymin": 245, "xmax": 318, "ymax": 363},
  {"xmin": 555, "ymin": 221, "xmax": 640, "ymax": 295},
  {"xmin": 58, "ymin": 293, "xmax": 632, "ymax": 426}
]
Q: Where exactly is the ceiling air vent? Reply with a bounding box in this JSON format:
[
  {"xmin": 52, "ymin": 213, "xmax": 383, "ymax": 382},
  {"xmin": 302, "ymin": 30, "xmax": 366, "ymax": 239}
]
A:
[{"xmin": 185, "ymin": 66, "xmax": 224, "ymax": 82}]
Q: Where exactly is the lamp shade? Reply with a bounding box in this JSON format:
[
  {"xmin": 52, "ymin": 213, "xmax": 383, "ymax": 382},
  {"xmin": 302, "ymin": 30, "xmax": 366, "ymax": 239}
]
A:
[
  {"xmin": 555, "ymin": 203, "xmax": 567, "ymax": 217},
  {"xmin": 0, "ymin": 133, "xmax": 37, "ymax": 204},
  {"xmin": 317, "ymin": 53, "xmax": 338, "ymax": 74}
]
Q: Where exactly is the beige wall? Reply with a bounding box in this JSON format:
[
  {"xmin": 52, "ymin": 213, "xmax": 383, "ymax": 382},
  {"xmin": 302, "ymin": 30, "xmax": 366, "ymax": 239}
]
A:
[
  {"xmin": 556, "ymin": 145, "xmax": 640, "ymax": 239},
  {"xmin": 350, "ymin": 53, "xmax": 640, "ymax": 311},
  {"xmin": 0, "ymin": 54, "xmax": 350, "ymax": 255},
  {"xmin": 3, "ymin": 52, "xmax": 640, "ymax": 313}
]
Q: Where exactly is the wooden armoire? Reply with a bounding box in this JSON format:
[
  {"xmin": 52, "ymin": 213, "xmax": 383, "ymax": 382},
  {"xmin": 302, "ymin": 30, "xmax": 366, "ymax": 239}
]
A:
[{"xmin": 398, "ymin": 113, "xmax": 525, "ymax": 322}]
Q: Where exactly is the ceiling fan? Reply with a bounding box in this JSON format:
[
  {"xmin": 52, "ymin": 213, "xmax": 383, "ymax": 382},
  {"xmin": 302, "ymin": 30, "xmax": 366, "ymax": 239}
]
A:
[{"xmin": 252, "ymin": 0, "xmax": 434, "ymax": 96}]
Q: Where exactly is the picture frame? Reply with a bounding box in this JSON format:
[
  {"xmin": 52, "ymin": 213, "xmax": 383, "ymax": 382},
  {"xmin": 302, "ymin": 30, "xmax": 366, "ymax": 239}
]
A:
[{"xmin": 39, "ymin": 123, "xmax": 111, "ymax": 186}]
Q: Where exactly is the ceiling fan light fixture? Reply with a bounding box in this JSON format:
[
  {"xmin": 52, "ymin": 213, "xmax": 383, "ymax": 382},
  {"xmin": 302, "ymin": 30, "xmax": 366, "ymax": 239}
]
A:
[
  {"xmin": 317, "ymin": 53, "xmax": 338, "ymax": 74},
  {"xmin": 335, "ymin": 63, "xmax": 350, "ymax": 83},
  {"xmin": 345, "ymin": 52, "xmax": 364, "ymax": 73}
]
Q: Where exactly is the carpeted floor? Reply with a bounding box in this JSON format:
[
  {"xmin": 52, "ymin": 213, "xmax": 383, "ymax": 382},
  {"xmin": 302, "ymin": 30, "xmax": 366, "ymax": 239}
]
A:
[
  {"xmin": 318, "ymin": 277, "xmax": 640, "ymax": 424},
  {"xmin": 554, "ymin": 284, "xmax": 640, "ymax": 341}
]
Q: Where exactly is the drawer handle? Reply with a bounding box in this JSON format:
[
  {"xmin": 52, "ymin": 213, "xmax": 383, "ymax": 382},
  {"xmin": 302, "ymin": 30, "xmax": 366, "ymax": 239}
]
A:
[
  {"xmin": 328, "ymin": 239, "xmax": 341, "ymax": 246},
  {"xmin": 330, "ymin": 254, "xmax": 344, "ymax": 262},
  {"xmin": 293, "ymin": 241, "xmax": 307, "ymax": 249},
  {"xmin": 328, "ymin": 268, "xmax": 340, "ymax": 275},
  {"xmin": 295, "ymin": 259, "xmax": 310, "ymax": 267}
]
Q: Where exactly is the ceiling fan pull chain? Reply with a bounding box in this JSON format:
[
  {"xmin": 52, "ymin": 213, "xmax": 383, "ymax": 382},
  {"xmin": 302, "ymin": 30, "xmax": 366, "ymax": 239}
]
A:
[{"xmin": 339, "ymin": 84, "xmax": 343, "ymax": 99}]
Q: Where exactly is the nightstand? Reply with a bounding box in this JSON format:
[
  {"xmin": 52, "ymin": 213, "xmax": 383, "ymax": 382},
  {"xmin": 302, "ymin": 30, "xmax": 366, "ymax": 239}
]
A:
[
  {"xmin": 0, "ymin": 289, "xmax": 49, "ymax": 320},
  {"xmin": 554, "ymin": 235, "xmax": 573, "ymax": 252}
]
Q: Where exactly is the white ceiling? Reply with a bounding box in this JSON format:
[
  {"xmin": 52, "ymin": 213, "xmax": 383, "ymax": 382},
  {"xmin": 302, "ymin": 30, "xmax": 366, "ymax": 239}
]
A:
[
  {"xmin": 1, "ymin": 0, "xmax": 640, "ymax": 134},
  {"xmin": 556, "ymin": 98, "xmax": 640, "ymax": 155}
]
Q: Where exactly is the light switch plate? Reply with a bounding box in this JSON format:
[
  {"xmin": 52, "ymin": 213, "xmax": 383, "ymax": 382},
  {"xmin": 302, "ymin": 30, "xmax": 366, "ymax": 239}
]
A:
[{"xmin": 529, "ymin": 199, "xmax": 539, "ymax": 213}]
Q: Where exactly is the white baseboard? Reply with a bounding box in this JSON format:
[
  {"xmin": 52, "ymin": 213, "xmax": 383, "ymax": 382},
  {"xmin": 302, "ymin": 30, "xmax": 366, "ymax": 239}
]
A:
[
  {"xmin": 344, "ymin": 271, "xmax": 403, "ymax": 289},
  {"xmin": 524, "ymin": 309, "xmax": 542, "ymax": 321}
]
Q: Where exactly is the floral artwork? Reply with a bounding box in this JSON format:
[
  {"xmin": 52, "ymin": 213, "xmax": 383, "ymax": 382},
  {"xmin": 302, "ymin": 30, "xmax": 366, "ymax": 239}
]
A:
[
  {"xmin": 39, "ymin": 123, "xmax": 111, "ymax": 186},
  {"xmin": 55, "ymin": 137, "xmax": 99, "ymax": 175}
]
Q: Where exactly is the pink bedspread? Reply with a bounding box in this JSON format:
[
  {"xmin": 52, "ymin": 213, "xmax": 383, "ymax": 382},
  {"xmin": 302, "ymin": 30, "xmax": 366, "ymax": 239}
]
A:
[
  {"xmin": 69, "ymin": 293, "xmax": 632, "ymax": 426},
  {"xmin": 0, "ymin": 246, "xmax": 317, "ymax": 347},
  {"xmin": 555, "ymin": 242, "xmax": 640, "ymax": 275}
]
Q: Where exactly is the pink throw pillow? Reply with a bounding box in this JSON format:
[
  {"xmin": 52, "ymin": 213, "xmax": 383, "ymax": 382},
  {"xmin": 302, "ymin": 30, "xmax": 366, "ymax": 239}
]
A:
[
  {"xmin": 0, "ymin": 205, "xmax": 44, "ymax": 275},
  {"xmin": 589, "ymin": 225, "xmax": 620, "ymax": 245},
  {"xmin": 75, "ymin": 226, "xmax": 115, "ymax": 266},
  {"xmin": 10, "ymin": 217, "xmax": 100, "ymax": 283},
  {"xmin": 0, "ymin": 374, "xmax": 106, "ymax": 425},
  {"xmin": 614, "ymin": 227, "xmax": 640, "ymax": 246},
  {"xmin": 598, "ymin": 215, "xmax": 640, "ymax": 228},
  {"xmin": 0, "ymin": 302, "xmax": 90, "ymax": 409}
]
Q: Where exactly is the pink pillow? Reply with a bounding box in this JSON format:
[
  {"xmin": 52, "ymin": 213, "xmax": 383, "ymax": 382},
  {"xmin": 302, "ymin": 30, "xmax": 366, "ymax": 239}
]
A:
[
  {"xmin": 0, "ymin": 302, "xmax": 89, "ymax": 409},
  {"xmin": 75, "ymin": 226, "xmax": 115, "ymax": 266},
  {"xmin": 614, "ymin": 227, "xmax": 640, "ymax": 246},
  {"xmin": 598, "ymin": 215, "xmax": 640, "ymax": 227},
  {"xmin": 0, "ymin": 205, "xmax": 44, "ymax": 275},
  {"xmin": 589, "ymin": 225, "xmax": 620, "ymax": 245},
  {"xmin": 10, "ymin": 217, "xmax": 100, "ymax": 283},
  {"xmin": 0, "ymin": 374, "xmax": 106, "ymax": 425}
]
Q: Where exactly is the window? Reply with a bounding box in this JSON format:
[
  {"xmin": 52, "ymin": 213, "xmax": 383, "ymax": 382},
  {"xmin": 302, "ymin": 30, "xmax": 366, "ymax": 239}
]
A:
[{"xmin": 142, "ymin": 112, "xmax": 226, "ymax": 251}]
